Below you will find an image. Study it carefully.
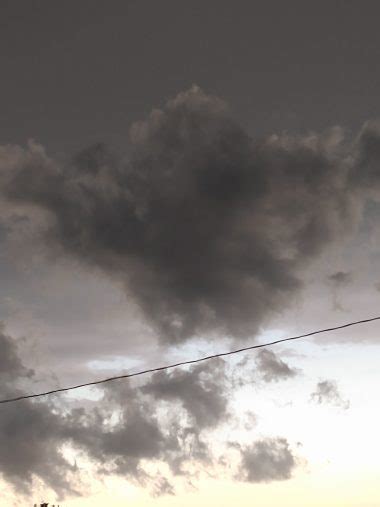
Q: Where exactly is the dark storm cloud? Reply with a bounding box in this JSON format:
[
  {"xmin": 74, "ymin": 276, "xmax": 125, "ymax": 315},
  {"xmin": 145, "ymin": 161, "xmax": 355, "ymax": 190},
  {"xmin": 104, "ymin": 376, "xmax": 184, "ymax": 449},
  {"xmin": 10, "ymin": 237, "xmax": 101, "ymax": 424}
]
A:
[
  {"xmin": 311, "ymin": 380, "xmax": 350, "ymax": 410},
  {"xmin": 255, "ymin": 349, "xmax": 298, "ymax": 383},
  {"xmin": 238, "ymin": 437, "xmax": 296, "ymax": 483},
  {"xmin": 1, "ymin": 87, "xmax": 371, "ymax": 343}
]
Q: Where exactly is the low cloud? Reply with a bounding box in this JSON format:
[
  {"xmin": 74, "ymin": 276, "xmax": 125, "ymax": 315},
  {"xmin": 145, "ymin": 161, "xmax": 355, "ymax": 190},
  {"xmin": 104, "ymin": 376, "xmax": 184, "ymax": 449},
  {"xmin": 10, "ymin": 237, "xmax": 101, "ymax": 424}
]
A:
[
  {"xmin": 0, "ymin": 331, "xmax": 304, "ymax": 498},
  {"xmin": 142, "ymin": 359, "xmax": 229, "ymax": 430},
  {"xmin": 238, "ymin": 437, "xmax": 297, "ymax": 482},
  {"xmin": 0, "ymin": 325, "xmax": 218, "ymax": 496},
  {"xmin": 0, "ymin": 325, "xmax": 77, "ymax": 496},
  {"xmin": 311, "ymin": 380, "xmax": 350, "ymax": 410},
  {"xmin": 0, "ymin": 323, "xmax": 302, "ymax": 499},
  {"xmin": 255, "ymin": 349, "xmax": 298, "ymax": 383}
]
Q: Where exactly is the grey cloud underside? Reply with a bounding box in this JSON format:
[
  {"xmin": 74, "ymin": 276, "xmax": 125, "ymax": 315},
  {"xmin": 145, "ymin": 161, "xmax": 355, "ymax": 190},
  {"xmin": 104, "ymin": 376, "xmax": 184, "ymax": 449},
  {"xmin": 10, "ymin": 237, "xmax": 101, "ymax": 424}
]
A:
[
  {"xmin": 2, "ymin": 86, "xmax": 378, "ymax": 342},
  {"xmin": 0, "ymin": 326, "xmax": 297, "ymax": 497}
]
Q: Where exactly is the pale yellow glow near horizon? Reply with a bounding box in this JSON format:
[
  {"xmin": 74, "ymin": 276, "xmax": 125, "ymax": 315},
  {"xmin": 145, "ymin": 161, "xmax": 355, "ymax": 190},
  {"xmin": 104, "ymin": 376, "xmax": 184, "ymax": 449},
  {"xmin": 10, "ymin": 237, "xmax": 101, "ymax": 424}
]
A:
[{"xmin": 61, "ymin": 470, "xmax": 380, "ymax": 507}]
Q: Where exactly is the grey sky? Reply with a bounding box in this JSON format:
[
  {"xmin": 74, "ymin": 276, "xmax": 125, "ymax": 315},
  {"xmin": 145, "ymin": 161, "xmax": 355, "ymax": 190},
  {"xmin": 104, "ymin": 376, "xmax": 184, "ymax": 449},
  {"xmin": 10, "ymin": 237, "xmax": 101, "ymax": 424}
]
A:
[{"xmin": 2, "ymin": 0, "xmax": 380, "ymax": 155}]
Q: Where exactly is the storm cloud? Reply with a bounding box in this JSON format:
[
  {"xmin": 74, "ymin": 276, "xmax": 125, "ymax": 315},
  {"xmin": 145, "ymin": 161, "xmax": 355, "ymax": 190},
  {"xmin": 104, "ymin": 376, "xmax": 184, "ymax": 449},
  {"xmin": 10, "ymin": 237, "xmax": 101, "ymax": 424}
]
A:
[{"xmin": 1, "ymin": 86, "xmax": 375, "ymax": 343}]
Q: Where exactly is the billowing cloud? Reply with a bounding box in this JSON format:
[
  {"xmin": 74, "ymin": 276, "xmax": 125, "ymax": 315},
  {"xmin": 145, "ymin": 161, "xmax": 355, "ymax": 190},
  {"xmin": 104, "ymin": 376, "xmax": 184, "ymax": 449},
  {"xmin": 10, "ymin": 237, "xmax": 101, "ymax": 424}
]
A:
[
  {"xmin": 0, "ymin": 322, "xmax": 303, "ymax": 499},
  {"xmin": 2, "ymin": 86, "xmax": 375, "ymax": 344},
  {"xmin": 311, "ymin": 379, "xmax": 350, "ymax": 410},
  {"xmin": 255, "ymin": 349, "xmax": 298, "ymax": 382},
  {"xmin": 64, "ymin": 362, "xmax": 229, "ymax": 481},
  {"xmin": 238, "ymin": 437, "xmax": 297, "ymax": 482},
  {"xmin": 0, "ymin": 325, "xmax": 217, "ymax": 496}
]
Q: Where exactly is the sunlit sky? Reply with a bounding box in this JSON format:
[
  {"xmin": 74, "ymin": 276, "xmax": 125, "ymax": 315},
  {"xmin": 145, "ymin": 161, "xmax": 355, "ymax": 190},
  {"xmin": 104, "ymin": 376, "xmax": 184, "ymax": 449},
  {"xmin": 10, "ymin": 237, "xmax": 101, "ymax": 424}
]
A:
[{"xmin": 1, "ymin": 1, "xmax": 380, "ymax": 506}]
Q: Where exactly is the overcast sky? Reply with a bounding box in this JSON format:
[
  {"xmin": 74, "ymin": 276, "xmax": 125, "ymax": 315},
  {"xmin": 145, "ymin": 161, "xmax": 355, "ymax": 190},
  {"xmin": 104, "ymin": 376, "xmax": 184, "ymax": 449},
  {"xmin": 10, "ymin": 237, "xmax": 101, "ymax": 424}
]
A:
[{"xmin": 1, "ymin": 2, "xmax": 380, "ymax": 506}]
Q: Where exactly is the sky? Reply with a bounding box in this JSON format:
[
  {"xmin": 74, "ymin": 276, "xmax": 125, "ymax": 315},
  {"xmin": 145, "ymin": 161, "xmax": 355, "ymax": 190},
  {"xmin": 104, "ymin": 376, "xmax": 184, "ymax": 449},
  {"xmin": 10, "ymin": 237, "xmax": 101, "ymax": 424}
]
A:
[{"xmin": 1, "ymin": 1, "xmax": 380, "ymax": 505}]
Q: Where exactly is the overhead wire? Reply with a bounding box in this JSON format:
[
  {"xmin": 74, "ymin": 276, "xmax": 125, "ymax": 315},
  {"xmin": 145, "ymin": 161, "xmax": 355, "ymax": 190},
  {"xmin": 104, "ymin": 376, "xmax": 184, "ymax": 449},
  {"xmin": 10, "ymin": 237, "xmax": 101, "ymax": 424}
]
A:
[{"xmin": 0, "ymin": 315, "xmax": 379, "ymax": 405}]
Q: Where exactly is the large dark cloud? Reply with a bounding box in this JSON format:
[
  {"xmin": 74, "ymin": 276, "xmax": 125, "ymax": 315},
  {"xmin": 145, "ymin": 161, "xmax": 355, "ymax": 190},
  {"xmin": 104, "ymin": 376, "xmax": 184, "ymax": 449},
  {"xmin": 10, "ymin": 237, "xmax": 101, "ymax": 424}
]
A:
[{"xmin": 1, "ymin": 86, "xmax": 373, "ymax": 343}]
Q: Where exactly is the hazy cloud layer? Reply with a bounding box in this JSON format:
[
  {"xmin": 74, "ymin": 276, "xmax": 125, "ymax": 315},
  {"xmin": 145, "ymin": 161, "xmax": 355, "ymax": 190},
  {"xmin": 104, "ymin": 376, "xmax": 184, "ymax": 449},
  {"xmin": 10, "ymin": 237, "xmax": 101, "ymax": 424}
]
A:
[
  {"xmin": 2, "ymin": 87, "xmax": 378, "ymax": 343},
  {"xmin": 311, "ymin": 380, "xmax": 350, "ymax": 410}
]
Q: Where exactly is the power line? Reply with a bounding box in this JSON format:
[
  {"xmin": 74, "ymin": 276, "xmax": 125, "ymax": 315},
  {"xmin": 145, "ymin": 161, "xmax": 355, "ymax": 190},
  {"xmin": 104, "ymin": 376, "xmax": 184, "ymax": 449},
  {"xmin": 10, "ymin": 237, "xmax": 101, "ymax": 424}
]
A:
[{"xmin": 1, "ymin": 315, "xmax": 379, "ymax": 405}]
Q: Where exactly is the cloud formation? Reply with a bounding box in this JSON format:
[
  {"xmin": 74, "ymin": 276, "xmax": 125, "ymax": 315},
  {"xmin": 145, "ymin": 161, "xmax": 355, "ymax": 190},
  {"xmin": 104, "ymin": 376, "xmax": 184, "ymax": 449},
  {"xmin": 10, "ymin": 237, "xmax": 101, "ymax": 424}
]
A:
[
  {"xmin": 255, "ymin": 349, "xmax": 298, "ymax": 383},
  {"xmin": 142, "ymin": 359, "xmax": 229, "ymax": 430},
  {"xmin": 0, "ymin": 323, "xmax": 302, "ymax": 499},
  {"xmin": 0, "ymin": 325, "xmax": 77, "ymax": 496},
  {"xmin": 0, "ymin": 325, "xmax": 217, "ymax": 496},
  {"xmin": 2, "ymin": 86, "xmax": 376, "ymax": 343},
  {"xmin": 311, "ymin": 379, "xmax": 350, "ymax": 410},
  {"xmin": 238, "ymin": 437, "xmax": 297, "ymax": 482}
]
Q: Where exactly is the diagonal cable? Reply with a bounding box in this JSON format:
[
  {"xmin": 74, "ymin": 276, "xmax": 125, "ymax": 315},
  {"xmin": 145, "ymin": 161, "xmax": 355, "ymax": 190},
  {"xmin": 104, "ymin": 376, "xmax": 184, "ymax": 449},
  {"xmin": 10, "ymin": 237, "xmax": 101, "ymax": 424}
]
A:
[{"xmin": 1, "ymin": 315, "xmax": 379, "ymax": 405}]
